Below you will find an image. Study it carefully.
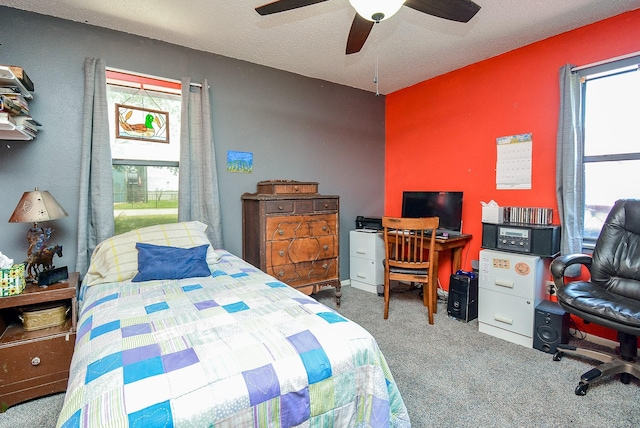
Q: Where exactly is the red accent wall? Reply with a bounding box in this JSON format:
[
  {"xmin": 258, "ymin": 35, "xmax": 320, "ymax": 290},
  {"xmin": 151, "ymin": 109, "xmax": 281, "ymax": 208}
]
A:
[{"xmin": 385, "ymin": 10, "xmax": 640, "ymax": 340}]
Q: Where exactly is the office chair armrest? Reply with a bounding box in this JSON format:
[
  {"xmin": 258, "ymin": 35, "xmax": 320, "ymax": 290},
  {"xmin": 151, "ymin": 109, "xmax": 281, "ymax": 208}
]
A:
[{"xmin": 550, "ymin": 254, "xmax": 592, "ymax": 289}]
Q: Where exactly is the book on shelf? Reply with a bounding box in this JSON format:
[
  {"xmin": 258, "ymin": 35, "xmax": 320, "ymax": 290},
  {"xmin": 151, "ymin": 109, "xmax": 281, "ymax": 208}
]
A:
[
  {"xmin": 0, "ymin": 87, "xmax": 21, "ymax": 95},
  {"xmin": 2, "ymin": 93, "xmax": 29, "ymax": 113},
  {"xmin": 13, "ymin": 115, "xmax": 40, "ymax": 137},
  {"xmin": 0, "ymin": 111, "xmax": 17, "ymax": 126},
  {"xmin": 0, "ymin": 95, "xmax": 23, "ymax": 115}
]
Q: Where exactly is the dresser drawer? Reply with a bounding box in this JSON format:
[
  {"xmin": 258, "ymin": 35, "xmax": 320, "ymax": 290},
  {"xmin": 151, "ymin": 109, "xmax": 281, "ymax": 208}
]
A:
[
  {"xmin": 266, "ymin": 216, "xmax": 304, "ymax": 240},
  {"xmin": 265, "ymin": 200, "xmax": 295, "ymax": 214},
  {"xmin": 267, "ymin": 259, "xmax": 337, "ymax": 286},
  {"xmin": 266, "ymin": 215, "xmax": 337, "ymax": 240},
  {"xmin": 307, "ymin": 215, "xmax": 337, "ymax": 236},
  {"xmin": 478, "ymin": 288, "xmax": 535, "ymax": 338},
  {"xmin": 313, "ymin": 199, "xmax": 338, "ymax": 212},
  {"xmin": 0, "ymin": 332, "xmax": 75, "ymax": 391},
  {"xmin": 267, "ymin": 236, "xmax": 337, "ymax": 265}
]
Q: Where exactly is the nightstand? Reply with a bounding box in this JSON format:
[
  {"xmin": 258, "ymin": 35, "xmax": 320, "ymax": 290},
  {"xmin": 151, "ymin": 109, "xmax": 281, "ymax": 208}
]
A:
[{"xmin": 0, "ymin": 272, "xmax": 78, "ymax": 411}]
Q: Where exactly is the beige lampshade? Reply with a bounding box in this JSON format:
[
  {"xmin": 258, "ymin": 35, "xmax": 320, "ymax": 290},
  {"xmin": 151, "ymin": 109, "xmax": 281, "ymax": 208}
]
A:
[{"xmin": 8, "ymin": 188, "xmax": 68, "ymax": 224}]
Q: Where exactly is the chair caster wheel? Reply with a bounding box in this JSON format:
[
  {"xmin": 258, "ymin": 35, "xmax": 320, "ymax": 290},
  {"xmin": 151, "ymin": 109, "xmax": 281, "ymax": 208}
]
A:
[
  {"xmin": 553, "ymin": 351, "xmax": 563, "ymax": 362},
  {"xmin": 575, "ymin": 382, "xmax": 588, "ymax": 396}
]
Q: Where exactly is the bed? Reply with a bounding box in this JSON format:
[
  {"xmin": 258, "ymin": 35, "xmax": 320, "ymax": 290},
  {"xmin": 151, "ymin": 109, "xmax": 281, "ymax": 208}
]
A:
[{"xmin": 56, "ymin": 222, "xmax": 410, "ymax": 427}]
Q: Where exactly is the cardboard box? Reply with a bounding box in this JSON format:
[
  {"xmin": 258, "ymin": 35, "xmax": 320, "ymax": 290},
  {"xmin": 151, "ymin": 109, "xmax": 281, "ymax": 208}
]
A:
[{"xmin": 482, "ymin": 205, "xmax": 503, "ymax": 224}]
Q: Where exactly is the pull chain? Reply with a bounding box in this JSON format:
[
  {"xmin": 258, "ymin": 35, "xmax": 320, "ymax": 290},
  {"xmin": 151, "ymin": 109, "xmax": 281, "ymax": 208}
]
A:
[{"xmin": 374, "ymin": 54, "xmax": 379, "ymax": 96}]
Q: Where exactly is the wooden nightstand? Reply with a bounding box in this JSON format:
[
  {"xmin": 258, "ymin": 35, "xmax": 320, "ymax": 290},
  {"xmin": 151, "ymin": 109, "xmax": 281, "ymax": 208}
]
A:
[{"xmin": 0, "ymin": 272, "xmax": 78, "ymax": 411}]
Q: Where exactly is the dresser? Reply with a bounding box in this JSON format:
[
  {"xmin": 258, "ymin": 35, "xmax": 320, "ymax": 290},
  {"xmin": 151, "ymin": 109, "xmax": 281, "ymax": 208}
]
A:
[
  {"xmin": 349, "ymin": 230, "xmax": 384, "ymax": 295},
  {"xmin": 242, "ymin": 181, "xmax": 341, "ymax": 305},
  {"xmin": 478, "ymin": 249, "xmax": 547, "ymax": 347}
]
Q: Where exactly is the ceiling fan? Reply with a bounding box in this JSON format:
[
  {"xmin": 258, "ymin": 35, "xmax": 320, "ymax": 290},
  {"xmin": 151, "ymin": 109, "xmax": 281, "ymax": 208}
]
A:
[{"xmin": 255, "ymin": 0, "xmax": 481, "ymax": 54}]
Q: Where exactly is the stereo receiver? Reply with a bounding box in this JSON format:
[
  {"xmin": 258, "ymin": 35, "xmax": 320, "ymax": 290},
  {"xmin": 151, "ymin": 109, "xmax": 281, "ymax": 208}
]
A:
[{"xmin": 482, "ymin": 223, "xmax": 560, "ymax": 257}]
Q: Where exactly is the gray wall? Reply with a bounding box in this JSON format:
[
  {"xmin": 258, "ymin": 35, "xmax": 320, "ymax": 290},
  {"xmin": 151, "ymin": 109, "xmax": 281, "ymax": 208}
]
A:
[{"xmin": 0, "ymin": 7, "xmax": 385, "ymax": 281}]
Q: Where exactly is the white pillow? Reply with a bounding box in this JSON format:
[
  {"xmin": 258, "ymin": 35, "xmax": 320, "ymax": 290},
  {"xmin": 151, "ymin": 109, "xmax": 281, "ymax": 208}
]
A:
[{"xmin": 84, "ymin": 221, "xmax": 220, "ymax": 287}]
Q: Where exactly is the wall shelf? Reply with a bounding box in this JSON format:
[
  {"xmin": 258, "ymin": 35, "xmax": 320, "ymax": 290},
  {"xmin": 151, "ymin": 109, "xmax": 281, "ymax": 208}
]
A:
[
  {"xmin": 0, "ymin": 65, "xmax": 33, "ymax": 99},
  {"xmin": 0, "ymin": 65, "xmax": 38, "ymax": 141}
]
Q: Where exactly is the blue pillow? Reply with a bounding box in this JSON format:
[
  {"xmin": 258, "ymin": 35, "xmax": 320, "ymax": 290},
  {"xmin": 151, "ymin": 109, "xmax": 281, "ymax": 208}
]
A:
[{"xmin": 132, "ymin": 243, "xmax": 211, "ymax": 282}]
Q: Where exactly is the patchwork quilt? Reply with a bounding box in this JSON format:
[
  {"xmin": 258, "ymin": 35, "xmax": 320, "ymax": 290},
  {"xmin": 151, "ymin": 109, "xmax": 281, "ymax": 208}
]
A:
[{"xmin": 57, "ymin": 251, "xmax": 410, "ymax": 427}]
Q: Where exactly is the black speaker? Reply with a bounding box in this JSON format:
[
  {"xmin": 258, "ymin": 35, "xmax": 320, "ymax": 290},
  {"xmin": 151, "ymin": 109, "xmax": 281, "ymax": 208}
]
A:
[
  {"xmin": 447, "ymin": 274, "xmax": 478, "ymax": 322},
  {"xmin": 533, "ymin": 300, "xmax": 569, "ymax": 353}
]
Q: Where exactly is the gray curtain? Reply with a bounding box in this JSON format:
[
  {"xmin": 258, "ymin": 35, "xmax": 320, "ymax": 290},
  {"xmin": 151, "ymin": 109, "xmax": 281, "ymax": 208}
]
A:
[
  {"xmin": 178, "ymin": 78, "xmax": 223, "ymax": 248},
  {"xmin": 76, "ymin": 58, "xmax": 114, "ymax": 276},
  {"xmin": 556, "ymin": 64, "xmax": 584, "ymax": 275}
]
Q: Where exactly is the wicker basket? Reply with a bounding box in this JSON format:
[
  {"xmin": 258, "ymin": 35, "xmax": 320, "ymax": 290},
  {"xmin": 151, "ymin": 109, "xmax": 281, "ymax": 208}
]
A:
[
  {"xmin": 19, "ymin": 303, "xmax": 69, "ymax": 331},
  {"xmin": 0, "ymin": 263, "xmax": 26, "ymax": 297}
]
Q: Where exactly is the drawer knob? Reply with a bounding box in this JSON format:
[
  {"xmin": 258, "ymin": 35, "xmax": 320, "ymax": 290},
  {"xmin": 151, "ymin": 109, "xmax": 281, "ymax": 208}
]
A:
[
  {"xmin": 278, "ymin": 205, "xmax": 284, "ymax": 210},
  {"xmin": 294, "ymin": 186, "xmax": 299, "ymax": 192},
  {"xmin": 322, "ymin": 263, "xmax": 328, "ymax": 269},
  {"xmin": 324, "ymin": 203, "xmax": 329, "ymax": 208},
  {"xmin": 323, "ymin": 245, "xmax": 329, "ymax": 251},
  {"xmin": 31, "ymin": 356, "xmax": 41, "ymax": 366},
  {"xmin": 278, "ymin": 270, "xmax": 285, "ymax": 277},
  {"xmin": 279, "ymin": 250, "xmax": 285, "ymax": 257},
  {"xmin": 322, "ymin": 226, "xmax": 328, "ymax": 231},
  {"xmin": 278, "ymin": 230, "xmax": 284, "ymax": 236}
]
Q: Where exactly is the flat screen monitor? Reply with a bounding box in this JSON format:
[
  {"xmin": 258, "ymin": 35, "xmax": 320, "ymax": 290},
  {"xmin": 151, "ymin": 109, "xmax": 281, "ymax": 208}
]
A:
[{"xmin": 401, "ymin": 191, "xmax": 464, "ymax": 234}]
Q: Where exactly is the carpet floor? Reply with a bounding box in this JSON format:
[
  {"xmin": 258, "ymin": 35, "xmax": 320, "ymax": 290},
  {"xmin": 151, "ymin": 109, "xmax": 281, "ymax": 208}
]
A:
[{"xmin": 3, "ymin": 283, "xmax": 640, "ymax": 427}]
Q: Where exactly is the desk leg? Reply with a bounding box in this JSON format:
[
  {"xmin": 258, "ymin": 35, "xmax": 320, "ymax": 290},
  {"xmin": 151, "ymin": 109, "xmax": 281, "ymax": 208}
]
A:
[{"xmin": 451, "ymin": 248, "xmax": 462, "ymax": 272}]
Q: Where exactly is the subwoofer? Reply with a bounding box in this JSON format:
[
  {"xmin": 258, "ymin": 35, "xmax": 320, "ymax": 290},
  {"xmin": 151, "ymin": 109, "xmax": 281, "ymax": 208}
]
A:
[{"xmin": 533, "ymin": 300, "xmax": 569, "ymax": 353}]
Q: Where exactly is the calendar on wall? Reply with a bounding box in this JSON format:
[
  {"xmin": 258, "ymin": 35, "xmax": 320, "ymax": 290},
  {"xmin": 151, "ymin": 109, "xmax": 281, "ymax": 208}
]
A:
[{"xmin": 495, "ymin": 133, "xmax": 532, "ymax": 189}]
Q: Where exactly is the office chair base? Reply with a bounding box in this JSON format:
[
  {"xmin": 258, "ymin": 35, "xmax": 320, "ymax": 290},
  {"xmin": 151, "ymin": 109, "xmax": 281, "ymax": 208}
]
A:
[{"xmin": 553, "ymin": 344, "xmax": 640, "ymax": 395}]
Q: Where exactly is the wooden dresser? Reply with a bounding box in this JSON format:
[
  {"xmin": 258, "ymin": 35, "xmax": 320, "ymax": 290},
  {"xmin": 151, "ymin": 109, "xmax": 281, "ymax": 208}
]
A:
[{"xmin": 242, "ymin": 181, "xmax": 341, "ymax": 305}]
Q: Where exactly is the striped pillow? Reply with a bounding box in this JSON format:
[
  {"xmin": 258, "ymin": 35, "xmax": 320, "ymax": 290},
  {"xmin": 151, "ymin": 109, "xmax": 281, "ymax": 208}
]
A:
[{"xmin": 84, "ymin": 221, "xmax": 220, "ymax": 286}]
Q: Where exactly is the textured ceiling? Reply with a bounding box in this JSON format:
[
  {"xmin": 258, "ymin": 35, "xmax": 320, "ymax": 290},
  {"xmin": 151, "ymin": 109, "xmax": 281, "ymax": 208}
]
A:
[{"xmin": 2, "ymin": 0, "xmax": 640, "ymax": 94}]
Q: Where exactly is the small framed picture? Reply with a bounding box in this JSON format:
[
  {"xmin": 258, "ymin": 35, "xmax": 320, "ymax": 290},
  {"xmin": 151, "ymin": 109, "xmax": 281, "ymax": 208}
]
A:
[
  {"xmin": 116, "ymin": 104, "xmax": 169, "ymax": 144},
  {"xmin": 227, "ymin": 150, "xmax": 253, "ymax": 173}
]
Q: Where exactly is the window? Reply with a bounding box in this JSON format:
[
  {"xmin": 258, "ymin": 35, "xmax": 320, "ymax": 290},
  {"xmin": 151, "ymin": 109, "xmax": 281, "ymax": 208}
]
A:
[
  {"xmin": 578, "ymin": 56, "xmax": 640, "ymax": 244},
  {"xmin": 106, "ymin": 70, "xmax": 182, "ymax": 234}
]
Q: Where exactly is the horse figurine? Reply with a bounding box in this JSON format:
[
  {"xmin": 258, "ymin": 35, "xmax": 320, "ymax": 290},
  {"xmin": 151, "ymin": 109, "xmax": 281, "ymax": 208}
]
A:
[{"xmin": 26, "ymin": 244, "xmax": 63, "ymax": 282}]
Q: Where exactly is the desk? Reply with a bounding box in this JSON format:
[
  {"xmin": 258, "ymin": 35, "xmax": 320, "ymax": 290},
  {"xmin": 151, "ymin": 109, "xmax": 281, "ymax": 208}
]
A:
[{"xmin": 429, "ymin": 234, "xmax": 472, "ymax": 315}]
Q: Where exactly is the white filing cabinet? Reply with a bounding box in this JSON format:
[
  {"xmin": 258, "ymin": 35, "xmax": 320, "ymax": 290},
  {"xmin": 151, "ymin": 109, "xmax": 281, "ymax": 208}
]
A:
[
  {"xmin": 349, "ymin": 230, "xmax": 385, "ymax": 294},
  {"xmin": 478, "ymin": 249, "xmax": 547, "ymax": 348}
]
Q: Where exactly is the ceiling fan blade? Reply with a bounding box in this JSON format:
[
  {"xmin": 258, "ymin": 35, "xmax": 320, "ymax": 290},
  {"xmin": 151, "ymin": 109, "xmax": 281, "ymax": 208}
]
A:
[
  {"xmin": 255, "ymin": 0, "xmax": 329, "ymax": 16},
  {"xmin": 346, "ymin": 13, "xmax": 374, "ymax": 55},
  {"xmin": 404, "ymin": 0, "xmax": 480, "ymax": 23}
]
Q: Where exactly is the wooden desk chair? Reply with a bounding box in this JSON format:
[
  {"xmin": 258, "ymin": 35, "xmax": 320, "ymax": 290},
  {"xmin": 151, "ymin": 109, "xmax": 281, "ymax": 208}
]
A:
[{"xmin": 382, "ymin": 216, "xmax": 439, "ymax": 324}]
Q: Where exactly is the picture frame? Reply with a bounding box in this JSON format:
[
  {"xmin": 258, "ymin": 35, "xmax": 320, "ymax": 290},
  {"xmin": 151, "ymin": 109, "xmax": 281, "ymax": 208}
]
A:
[
  {"xmin": 115, "ymin": 103, "xmax": 169, "ymax": 144},
  {"xmin": 227, "ymin": 150, "xmax": 253, "ymax": 173}
]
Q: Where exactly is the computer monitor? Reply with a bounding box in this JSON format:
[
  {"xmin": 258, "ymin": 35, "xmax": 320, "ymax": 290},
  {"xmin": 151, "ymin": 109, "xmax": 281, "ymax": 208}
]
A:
[{"xmin": 401, "ymin": 191, "xmax": 464, "ymax": 234}]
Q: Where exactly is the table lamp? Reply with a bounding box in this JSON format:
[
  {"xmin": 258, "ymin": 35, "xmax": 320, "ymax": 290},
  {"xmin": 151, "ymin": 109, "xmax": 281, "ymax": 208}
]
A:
[{"xmin": 8, "ymin": 188, "xmax": 68, "ymax": 282}]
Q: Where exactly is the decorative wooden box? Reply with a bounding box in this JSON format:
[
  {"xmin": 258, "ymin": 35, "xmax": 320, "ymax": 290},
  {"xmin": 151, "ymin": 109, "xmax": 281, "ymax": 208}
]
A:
[{"xmin": 256, "ymin": 180, "xmax": 318, "ymax": 195}]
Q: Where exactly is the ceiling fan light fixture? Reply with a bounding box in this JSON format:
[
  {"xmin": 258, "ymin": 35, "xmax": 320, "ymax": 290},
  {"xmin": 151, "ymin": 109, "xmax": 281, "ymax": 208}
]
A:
[{"xmin": 349, "ymin": 0, "xmax": 406, "ymax": 23}]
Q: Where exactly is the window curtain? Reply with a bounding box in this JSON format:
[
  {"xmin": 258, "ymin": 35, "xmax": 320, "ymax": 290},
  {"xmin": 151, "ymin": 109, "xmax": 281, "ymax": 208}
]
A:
[
  {"xmin": 178, "ymin": 78, "xmax": 224, "ymax": 248},
  {"xmin": 556, "ymin": 64, "xmax": 584, "ymax": 276},
  {"xmin": 76, "ymin": 58, "xmax": 115, "ymax": 276}
]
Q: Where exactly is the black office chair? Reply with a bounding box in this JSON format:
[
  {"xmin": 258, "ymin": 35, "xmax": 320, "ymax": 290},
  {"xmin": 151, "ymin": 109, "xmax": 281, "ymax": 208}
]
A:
[{"xmin": 550, "ymin": 199, "xmax": 640, "ymax": 395}]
